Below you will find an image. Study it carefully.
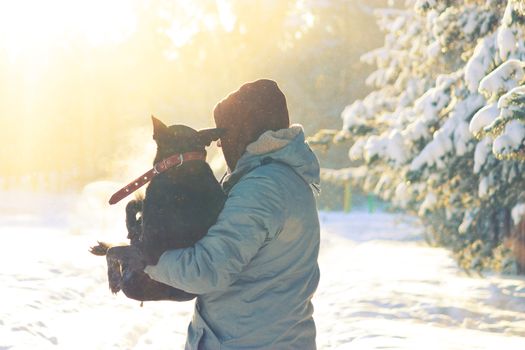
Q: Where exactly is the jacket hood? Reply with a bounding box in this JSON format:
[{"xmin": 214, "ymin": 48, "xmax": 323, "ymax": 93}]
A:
[{"xmin": 222, "ymin": 124, "xmax": 320, "ymax": 192}]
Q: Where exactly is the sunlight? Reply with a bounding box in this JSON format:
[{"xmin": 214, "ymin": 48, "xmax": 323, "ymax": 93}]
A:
[
  {"xmin": 164, "ymin": 20, "xmax": 200, "ymax": 49},
  {"xmin": 0, "ymin": 0, "xmax": 342, "ymax": 182},
  {"xmin": 0, "ymin": 0, "xmax": 246, "ymax": 179},
  {"xmin": 0, "ymin": 0, "xmax": 137, "ymax": 61},
  {"xmin": 216, "ymin": 0, "xmax": 236, "ymax": 32},
  {"xmin": 162, "ymin": 0, "xmax": 237, "ymax": 50}
]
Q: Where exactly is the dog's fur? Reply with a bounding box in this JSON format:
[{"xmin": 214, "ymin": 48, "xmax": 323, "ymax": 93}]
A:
[{"xmin": 90, "ymin": 117, "xmax": 226, "ymax": 302}]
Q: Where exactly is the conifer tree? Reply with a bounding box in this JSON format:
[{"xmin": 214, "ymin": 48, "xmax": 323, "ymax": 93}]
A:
[{"xmin": 323, "ymin": 0, "xmax": 525, "ymax": 272}]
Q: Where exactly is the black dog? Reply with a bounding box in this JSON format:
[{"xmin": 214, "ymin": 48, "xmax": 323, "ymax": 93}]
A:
[{"xmin": 90, "ymin": 116, "xmax": 226, "ymax": 302}]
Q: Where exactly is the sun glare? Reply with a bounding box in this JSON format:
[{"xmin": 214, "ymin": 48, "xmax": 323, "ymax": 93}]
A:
[
  {"xmin": 0, "ymin": 0, "xmax": 262, "ymax": 178},
  {"xmin": 162, "ymin": 0, "xmax": 236, "ymax": 52},
  {"xmin": 0, "ymin": 0, "xmax": 137, "ymax": 61},
  {"xmin": 0, "ymin": 0, "xmax": 240, "ymax": 63},
  {"xmin": 216, "ymin": 0, "xmax": 236, "ymax": 32}
]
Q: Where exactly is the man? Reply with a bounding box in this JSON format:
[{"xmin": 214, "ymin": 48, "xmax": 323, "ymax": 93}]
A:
[{"xmin": 144, "ymin": 79, "xmax": 321, "ymax": 349}]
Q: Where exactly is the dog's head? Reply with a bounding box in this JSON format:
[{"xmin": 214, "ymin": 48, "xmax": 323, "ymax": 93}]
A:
[{"xmin": 151, "ymin": 116, "xmax": 224, "ymax": 163}]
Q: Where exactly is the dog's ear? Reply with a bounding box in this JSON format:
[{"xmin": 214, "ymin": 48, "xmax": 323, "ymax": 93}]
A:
[
  {"xmin": 152, "ymin": 116, "xmax": 170, "ymax": 140},
  {"xmin": 197, "ymin": 128, "xmax": 226, "ymax": 146}
]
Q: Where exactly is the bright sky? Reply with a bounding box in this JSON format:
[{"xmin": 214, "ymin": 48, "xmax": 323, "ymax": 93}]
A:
[
  {"xmin": 0, "ymin": 0, "xmax": 236, "ymax": 176},
  {"xmin": 0, "ymin": 0, "xmax": 137, "ymax": 61},
  {"xmin": 0, "ymin": 0, "xmax": 326, "ymax": 180},
  {"xmin": 0, "ymin": 0, "xmax": 237, "ymax": 60},
  {"xmin": 0, "ymin": 0, "xmax": 243, "ymax": 124}
]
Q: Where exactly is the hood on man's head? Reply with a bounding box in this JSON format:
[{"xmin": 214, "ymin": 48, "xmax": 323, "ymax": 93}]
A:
[
  {"xmin": 213, "ymin": 79, "xmax": 291, "ymax": 170},
  {"xmin": 214, "ymin": 79, "xmax": 290, "ymax": 144}
]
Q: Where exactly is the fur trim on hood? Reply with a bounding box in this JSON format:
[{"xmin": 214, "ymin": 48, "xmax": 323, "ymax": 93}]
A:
[{"xmin": 246, "ymin": 124, "xmax": 303, "ymax": 155}]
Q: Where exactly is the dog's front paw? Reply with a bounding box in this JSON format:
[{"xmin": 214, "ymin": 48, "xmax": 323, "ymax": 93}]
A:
[{"xmin": 89, "ymin": 241, "xmax": 112, "ymax": 256}]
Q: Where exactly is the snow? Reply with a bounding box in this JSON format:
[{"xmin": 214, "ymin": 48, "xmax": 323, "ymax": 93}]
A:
[
  {"xmin": 497, "ymin": 85, "xmax": 525, "ymax": 120},
  {"xmin": 409, "ymin": 128, "xmax": 453, "ymax": 171},
  {"xmin": 503, "ymin": 119, "xmax": 525, "ymax": 146},
  {"xmin": 364, "ymin": 135, "xmax": 387, "ymax": 162},
  {"xmin": 469, "ymin": 103, "xmax": 499, "ymax": 137},
  {"xmin": 411, "ymin": 93, "xmax": 485, "ymax": 165},
  {"xmin": 497, "ymin": 27, "xmax": 516, "ymax": 61},
  {"xmin": 458, "ymin": 209, "xmax": 476, "ymax": 234},
  {"xmin": 462, "ymin": 9, "xmax": 480, "ymax": 36},
  {"xmin": 413, "ymin": 76, "xmax": 453, "ymax": 123},
  {"xmin": 478, "ymin": 176, "xmax": 490, "ymax": 198},
  {"xmin": 349, "ymin": 139, "xmax": 366, "ymax": 161},
  {"xmin": 362, "ymin": 130, "xmax": 409, "ymax": 166},
  {"xmin": 316, "ymin": 211, "xmax": 525, "ymax": 350},
  {"xmin": 386, "ymin": 130, "xmax": 407, "ymax": 166},
  {"xmin": 464, "ymin": 33, "xmax": 497, "ymax": 93},
  {"xmin": 394, "ymin": 182, "xmax": 411, "ymax": 207},
  {"xmin": 334, "ymin": 0, "xmax": 525, "ymax": 282},
  {"xmin": 453, "ymin": 121, "xmax": 471, "ymax": 156},
  {"xmin": 473, "ymin": 137, "xmax": 492, "ymax": 174},
  {"xmin": 418, "ymin": 192, "xmax": 437, "ymax": 216},
  {"xmin": 425, "ymin": 40, "xmax": 440, "ymax": 59},
  {"xmin": 403, "ymin": 119, "xmax": 428, "ymax": 141},
  {"xmin": 491, "ymin": 119, "xmax": 525, "ymax": 157},
  {"xmin": 321, "ymin": 166, "xmax": 368, "ymax": 184},
  {"xmin": 2, "ymin": 193, "xmax": 525, "ymax": 349},
  {"xmin": 356, "ymin": 129, "xmax": 409, "ymax": 167},
  {"xmin": 341, "ymin": 100, "xmax": 367, "ymax": 130},
  {"xmin": 512, "ymin": 203, "xmax": 525, "ymax": 225},
  {"xmin": 478, "ymin": 59, "xmax": 525, "ymax": 99}
]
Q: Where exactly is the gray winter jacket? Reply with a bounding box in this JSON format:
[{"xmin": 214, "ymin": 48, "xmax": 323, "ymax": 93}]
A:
[{"xmin": 144, "ymin": 125, "xmax": 320, "ymax": 349}]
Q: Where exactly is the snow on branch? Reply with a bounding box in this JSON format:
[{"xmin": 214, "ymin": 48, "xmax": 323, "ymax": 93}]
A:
[
  {"xmin": 320, "ymin": 166, "xmax": 368, "ymax": 185},
  {"xmin": 470, "ymin": 103, "xmax": 500, "ymax": 138},
  {"xmin": 307, "ymin": 129, "xmax": 348, "ymax": 150},
  {"xmin": 465, "ymin": 33, "xmax": 498, "ymax": 93},
  {"xmin": 479, "ymin": 59, "xmax": 525, "ymax": 101},
  {"xmin": 332, "ymin": 0, "xmax": 525, "ymax": 272}
]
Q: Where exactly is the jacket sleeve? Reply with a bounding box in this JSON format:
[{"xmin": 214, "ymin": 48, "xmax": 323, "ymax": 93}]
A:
[{"xmin": 143, "ymin": 173, "xmax": 286, "ymax": 294}]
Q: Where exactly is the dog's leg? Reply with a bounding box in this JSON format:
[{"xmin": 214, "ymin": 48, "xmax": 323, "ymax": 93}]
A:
[
  {"xmin": 89, "ymin": 241, "xmax": 113, "ymax": 256},
  {"xmin": 89, "ymin": 241, "xmax": 129, "ymax": 256},
  {"xmin": 106, "ymin": 252, "xmax": 123, "ymax": 294},
  {"xmin": 126, "ymin": 199, "xmax": 143, "ymax": 245}
]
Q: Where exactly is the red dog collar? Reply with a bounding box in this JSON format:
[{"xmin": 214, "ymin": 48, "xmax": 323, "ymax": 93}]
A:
[{"xmin": 108, "ymin": 151, "xmax": 206, "ymax": 205}]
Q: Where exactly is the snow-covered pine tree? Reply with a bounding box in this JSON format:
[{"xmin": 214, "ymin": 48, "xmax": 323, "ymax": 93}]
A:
[
  {"xmin": 325, "ymin": 0, "xmax": 525, "ymax": 272},
  {"xmin": 467, "ymin": 0, "xmax": 525, "ymax": 271}
]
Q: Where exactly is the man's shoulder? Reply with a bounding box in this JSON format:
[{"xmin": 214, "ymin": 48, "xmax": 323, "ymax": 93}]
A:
[{"xmin": 240, "ymin": 160, "xmax": 297, "ymax": 185}]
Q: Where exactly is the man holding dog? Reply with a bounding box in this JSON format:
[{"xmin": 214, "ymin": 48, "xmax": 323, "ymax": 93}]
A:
[{"xmin": 144, "ymin": 79, "xmax": 321, "ymax": 349}]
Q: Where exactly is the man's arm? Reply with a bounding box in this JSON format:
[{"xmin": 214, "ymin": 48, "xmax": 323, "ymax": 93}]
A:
[{"xmin": 144, "ymin": 173, "xmax": 286, "ymax": 294}]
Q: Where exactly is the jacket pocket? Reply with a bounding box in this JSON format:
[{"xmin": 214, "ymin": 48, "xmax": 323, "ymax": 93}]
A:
[
  {"xmin": 185, "ymin": 325, "xmax": 203, "ymax": 350},
  {"xmin": 186, "ymin": 307, "xmax": 223, "ymax": 350}
]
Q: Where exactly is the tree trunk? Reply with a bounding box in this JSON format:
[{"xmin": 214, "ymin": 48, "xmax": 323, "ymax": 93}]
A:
[{"xmin": 512, "ymin": 218, "xmax": 525, "ymax": 274}]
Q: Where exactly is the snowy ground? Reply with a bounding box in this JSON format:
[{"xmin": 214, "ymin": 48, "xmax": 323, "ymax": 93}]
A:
[
  {"xmin": 1, "ymin": 191, "xmax": 525, "ymax": 349},
  {"xmin": 316, "ymin": 212, "xmax": 525, "ymax": 350}
]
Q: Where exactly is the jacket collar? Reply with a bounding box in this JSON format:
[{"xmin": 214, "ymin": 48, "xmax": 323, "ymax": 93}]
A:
[{"xmin": 221, "ymin": 125, "xmax": 320, "ymax": 193}]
